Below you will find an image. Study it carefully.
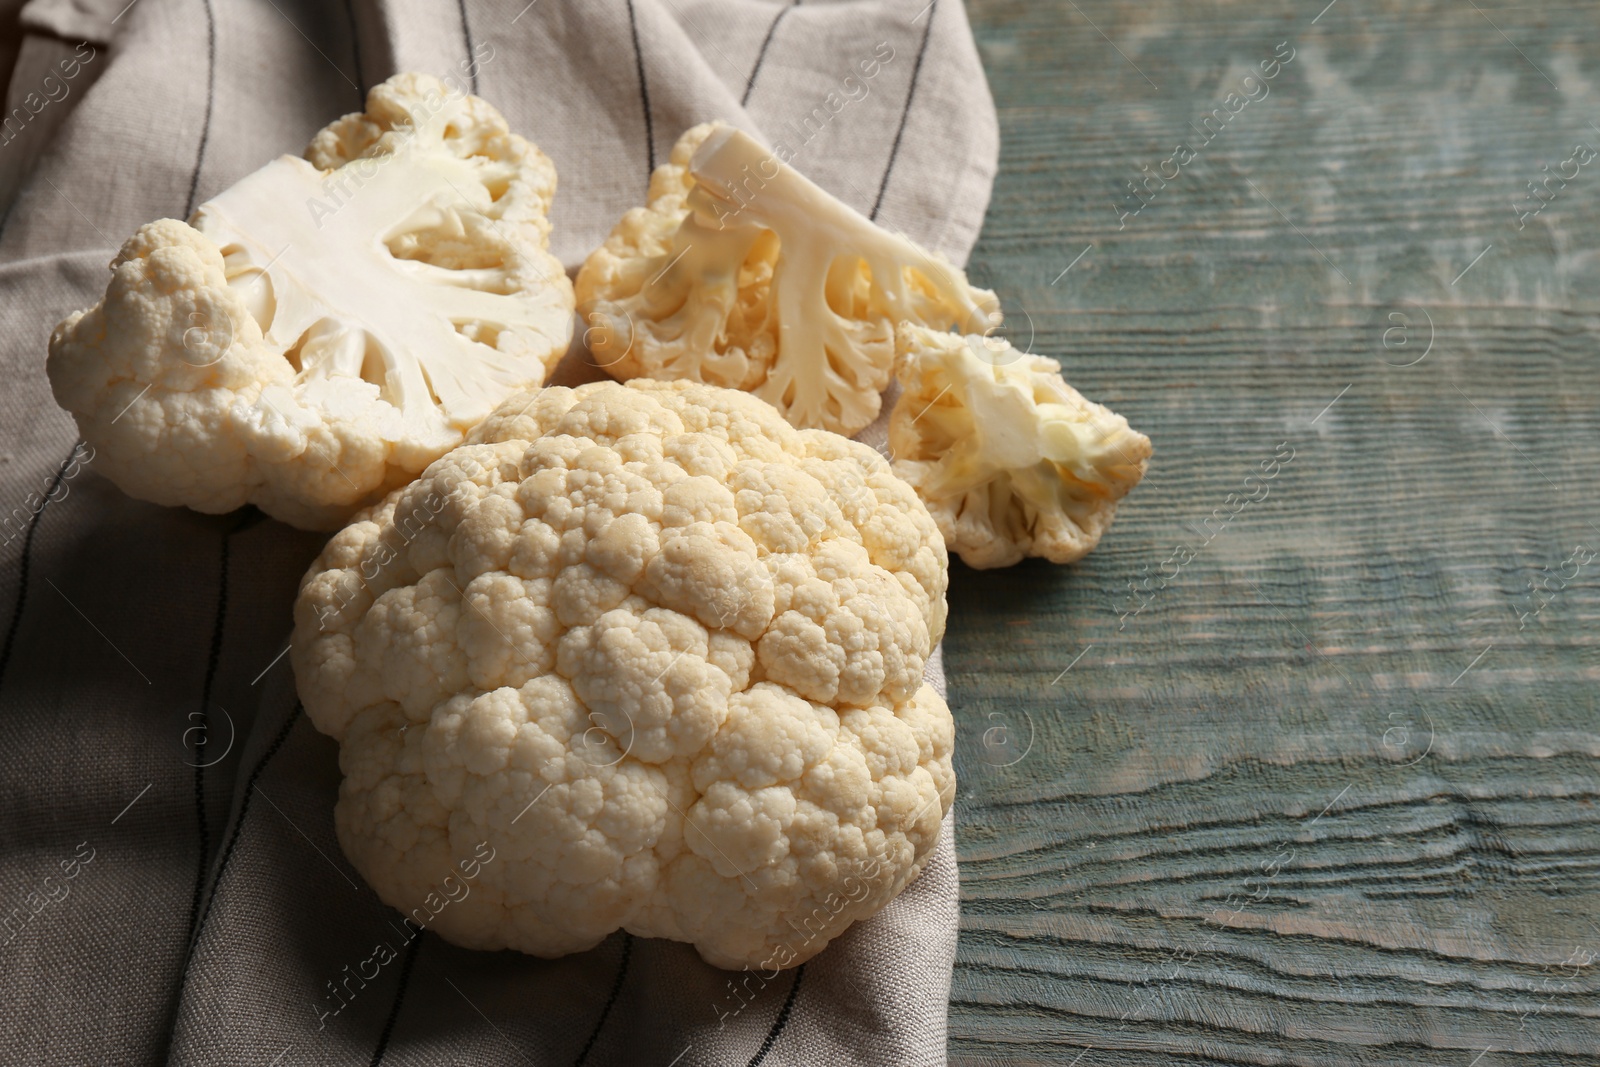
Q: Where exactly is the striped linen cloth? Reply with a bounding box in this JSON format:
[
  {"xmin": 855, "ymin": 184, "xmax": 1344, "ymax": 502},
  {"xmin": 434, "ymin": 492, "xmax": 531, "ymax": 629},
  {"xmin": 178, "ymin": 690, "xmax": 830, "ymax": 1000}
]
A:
[{"xmin": 0, "ymin": 0, "xmax": 997, "ymax": 1063}]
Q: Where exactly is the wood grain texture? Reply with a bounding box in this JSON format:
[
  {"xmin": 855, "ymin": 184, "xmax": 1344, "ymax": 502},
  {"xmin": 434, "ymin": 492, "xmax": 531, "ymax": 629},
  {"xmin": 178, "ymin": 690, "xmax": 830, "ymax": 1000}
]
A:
[{"xmin": 949, "ymin": 1, "xmax": 1600, "ymax": 1063}]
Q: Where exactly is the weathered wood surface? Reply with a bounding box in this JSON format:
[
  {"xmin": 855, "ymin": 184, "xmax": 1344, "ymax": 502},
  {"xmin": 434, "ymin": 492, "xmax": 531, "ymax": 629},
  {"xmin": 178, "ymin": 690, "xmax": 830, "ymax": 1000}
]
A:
[{"xmin": 949, "ymin": 1, "xmax": 1600, "ymax": 1063}]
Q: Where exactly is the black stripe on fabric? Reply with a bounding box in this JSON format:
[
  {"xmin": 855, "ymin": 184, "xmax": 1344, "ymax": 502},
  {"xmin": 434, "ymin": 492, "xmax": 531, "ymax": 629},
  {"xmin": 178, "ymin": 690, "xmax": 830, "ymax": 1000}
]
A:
[
  {"xmin": 625, "ymin": 0, "xmax": 656, "ymax": 173},
  {"xmin": 746, "ymin": 964, "xmax": 804, "ymax": 1067},
  {"xmin": 741, "ymin": 0, "xmax": 798, "ymax": 107},
  {"xmin": 0, "ymin": 443, "xmax": 80, "ymax": 691},
  {"xmin": 185, "ymin": 0, "xmax": 217, "ymax": 217},
  {"xmin": 870, "ymin": 0, "xmax": 936, "ymax": 221},
  {"xmin": 343, "ymin": 0, "xmax": 366, "ymax": 97},
  {"xmin": 456, "ymin": 0, "xmax": 479, "ymax": 95},
  {"xmin": 184, "ymin": 531, "xmax": 232, "ymax": 947},
  {"xmin": 369, "ymin": 930, "xmax": 426, "ymax": 1066},
  {"xmin": 187, "ymin": 702, "xmax": 303, "ymax": 947},
  {"xmin": 183, "ymin": 513, "xmax": 247, "ymax": 947},
  {"xmin": 572, "ymin": 932, "xmax": 633, "ymax": 1066},
  {"xmin": 160, "ymin": 702, "xmax": 302, "ymax": 1060}
]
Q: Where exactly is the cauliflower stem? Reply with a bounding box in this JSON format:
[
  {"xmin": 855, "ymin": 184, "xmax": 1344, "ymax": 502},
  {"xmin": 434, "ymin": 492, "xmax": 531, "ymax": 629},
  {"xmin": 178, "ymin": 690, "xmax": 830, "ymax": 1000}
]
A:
[{"xmin": 577, "ymin": 123, "xmax": 998, "ymax": 436}]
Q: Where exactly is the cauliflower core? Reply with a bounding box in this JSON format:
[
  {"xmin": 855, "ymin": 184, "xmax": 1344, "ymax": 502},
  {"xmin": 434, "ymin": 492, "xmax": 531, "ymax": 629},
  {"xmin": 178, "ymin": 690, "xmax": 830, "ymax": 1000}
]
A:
[
  {"xmin": 291, "ymin": 378, "xmax": 953, "ymax": 969},
  {"xmin": 47, "ymin": 73, "xmax": 574, "ymax": 530},
  {"xmin": 576, "ymin": 123, "xmax": 997, "ymax": 437},
  {"xmin": 890, "ymin": 325, "xmax": 1152, "ymax": 569}
]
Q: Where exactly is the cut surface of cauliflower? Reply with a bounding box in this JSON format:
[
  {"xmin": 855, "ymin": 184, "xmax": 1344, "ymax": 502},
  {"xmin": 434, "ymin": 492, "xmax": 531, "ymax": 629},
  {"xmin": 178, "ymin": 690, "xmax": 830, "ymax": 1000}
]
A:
[
  {"xmin": 890, "ymin": 324, "xmax": 1151, "ymax": 569},
  {"xmin": 291, "ymin": 378, "xmax": 953, "ymax": 969},
  {"xmin": 47, "ymin": 73, "xmax": 574, "ymax": 530},
  {"xmin": 576, "ymin": 122, "xmax": 997, "ymax": 437}
]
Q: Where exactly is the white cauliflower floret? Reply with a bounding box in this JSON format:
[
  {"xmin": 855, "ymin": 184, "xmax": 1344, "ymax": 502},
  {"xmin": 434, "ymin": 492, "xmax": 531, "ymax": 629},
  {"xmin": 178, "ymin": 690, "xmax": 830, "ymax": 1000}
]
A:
[
  {"xmin": 576, "ymin": 123, "xmax": 998, "ymax": 437},
  {"xmin": 889, "ymin": 324, "xmax": 1151, "ymax": 569},
  {"xmin": 47, "ymin": 73, "xmax": 574, "ymax": 530},
  {"xmin": 291, "ymin": 378, "xmax": 952, "ymax": 969}
]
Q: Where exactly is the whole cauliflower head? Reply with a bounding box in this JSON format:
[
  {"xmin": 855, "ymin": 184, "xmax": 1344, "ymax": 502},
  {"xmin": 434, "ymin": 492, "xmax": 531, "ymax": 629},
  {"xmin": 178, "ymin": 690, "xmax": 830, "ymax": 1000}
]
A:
[
  {"xmin": 47, "ymin": 73, "xmax": 574, "ymax": 530},
  {"xmin": 890, "ymin": 324, "xmax": 1152, "ymax": 569},
  {"xmin": 291, "ymin": 378, "xmax": 953, "ymax": 970},
  {"xmin": 576, "ymin": 123, "xmax": 997, "ymax": 437}
]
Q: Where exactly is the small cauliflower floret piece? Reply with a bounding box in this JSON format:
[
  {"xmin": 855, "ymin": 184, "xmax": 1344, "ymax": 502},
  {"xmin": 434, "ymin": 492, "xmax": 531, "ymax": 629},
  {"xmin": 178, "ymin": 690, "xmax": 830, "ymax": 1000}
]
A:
[
  {"xmin": 889, "ymin": 324, "xmax": 1152, "ymax": 570},
  {"xmin": 291, "ymin": 378, "xmax": 953, "ymax": 970},
  {"xmin": 576, "ymin": 122, "xmax": 998, "ymax": 437},
  {"xmin": 47, "ymin": 72, "xmax": 574, "ymax": 530}
]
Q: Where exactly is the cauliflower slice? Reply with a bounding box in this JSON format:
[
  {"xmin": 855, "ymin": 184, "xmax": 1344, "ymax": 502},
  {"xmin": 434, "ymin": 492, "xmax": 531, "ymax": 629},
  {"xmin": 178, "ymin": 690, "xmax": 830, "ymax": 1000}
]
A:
[
  {"xmin": 889, "ymin": 324, "xmax": 1151, "ymax": 569},
  {"xmin": 46, "ymin": 73, "xmax": 574, "ymax": 530},
  {"xmin": 576, "ymin": 122, "xmax": 997, "ymax": 437},
  {"xmin": 291, "ymin": 378, "xmax": 953, "ymax": 970}
]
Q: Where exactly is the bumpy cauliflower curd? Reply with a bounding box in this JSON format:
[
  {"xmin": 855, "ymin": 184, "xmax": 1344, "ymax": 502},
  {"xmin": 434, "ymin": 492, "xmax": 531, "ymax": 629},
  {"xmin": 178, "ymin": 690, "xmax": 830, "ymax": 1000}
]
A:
[
  {"xmin": 291, "ymin": 378, "xmax": 953, "ymax": 969},
  {"xmin": 891, "ymin": 324, "xmax": 1152, "ymax": 569}
]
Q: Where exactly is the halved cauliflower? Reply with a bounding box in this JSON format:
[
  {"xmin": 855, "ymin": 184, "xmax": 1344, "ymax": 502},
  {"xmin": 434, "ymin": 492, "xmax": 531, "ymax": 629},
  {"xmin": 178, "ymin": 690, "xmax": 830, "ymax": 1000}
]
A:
[
  {"xmin": 291, "ymin": 378, "xmax": 953, "ymax": 970},
  {"xmin": 47, "ymin": 73, "xmax": 574, "ymax": 530},
  {"xmin": 890, "ymin": 324, "xmax": 1151, "ymax": 569},
  {"xmin": 576, "ymin": 123, "xmax": 997, "ymax": 437}
]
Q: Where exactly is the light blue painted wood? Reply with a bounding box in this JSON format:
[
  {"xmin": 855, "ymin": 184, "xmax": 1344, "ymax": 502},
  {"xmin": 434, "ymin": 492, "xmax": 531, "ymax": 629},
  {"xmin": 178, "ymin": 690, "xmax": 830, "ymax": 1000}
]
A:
[{"xmin": 952, "ymin": 2, "xmax": 1600, "ymax": 1062}]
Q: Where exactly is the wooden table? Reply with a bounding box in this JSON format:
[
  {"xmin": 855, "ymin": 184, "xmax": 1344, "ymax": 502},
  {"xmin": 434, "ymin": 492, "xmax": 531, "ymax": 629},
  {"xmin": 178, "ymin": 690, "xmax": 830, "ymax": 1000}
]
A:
[{"xmin": 948, "ymin": 2, "xmax": 1600, "ymax": 1062}]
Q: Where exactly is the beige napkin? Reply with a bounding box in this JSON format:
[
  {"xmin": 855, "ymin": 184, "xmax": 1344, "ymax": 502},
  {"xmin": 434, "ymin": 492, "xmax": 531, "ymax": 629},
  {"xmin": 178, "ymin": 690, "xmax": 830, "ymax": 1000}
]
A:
[{"xmin": 0, "ymin": 1, "xmax": 996, "ymax": 1063}]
